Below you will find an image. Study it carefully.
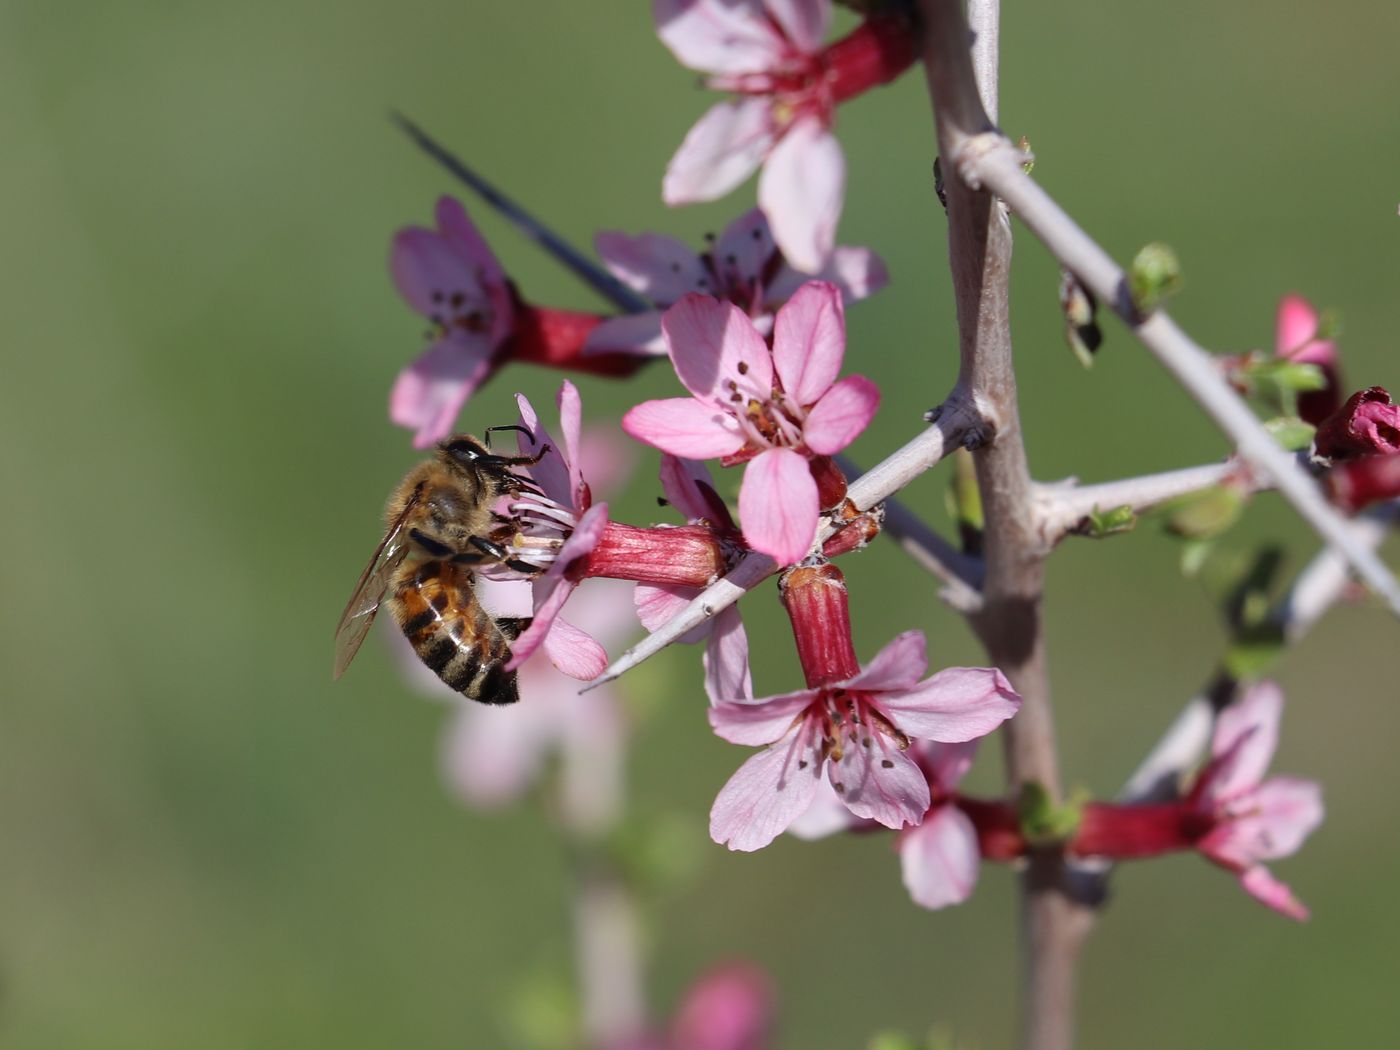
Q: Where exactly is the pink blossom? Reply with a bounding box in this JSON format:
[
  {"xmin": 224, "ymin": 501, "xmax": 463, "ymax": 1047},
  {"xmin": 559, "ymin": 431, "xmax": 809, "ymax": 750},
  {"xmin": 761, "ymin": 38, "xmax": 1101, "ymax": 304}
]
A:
[
  {"xmin": 585, "ymin": 208, "xmax": 886, "ymax": 357},
  {"xmin": 1275, "ymin": 294, "xmax": 1341, "ymax": 426},
  {"xmin": 656, "ymin": 1, "xmax": 915, "ymax": 271},
  {"xmin": 707, "ymin": 631, "xmax": 1021, "ymax": 851},
  {"xmin": 1189, "ymin": 681, "xmax": 1324, "ymax": 920},
  {"xmin": 622, "ymin": 282, "xmax": 880, "ymax": 564},
  {"xmin": 611, "ymin": 963, "xmax": 774, "ymax": 1050},
  {"xmin": 634, "ymin": 455, "xmax": 753, "ymax": 704},
  {"xmin": 897, "ymin": 742, "xmax": 983, "ymax": 910},
  {"xmin": 389, "ymin": 196, "xmax": 515, "ymax": 447}
]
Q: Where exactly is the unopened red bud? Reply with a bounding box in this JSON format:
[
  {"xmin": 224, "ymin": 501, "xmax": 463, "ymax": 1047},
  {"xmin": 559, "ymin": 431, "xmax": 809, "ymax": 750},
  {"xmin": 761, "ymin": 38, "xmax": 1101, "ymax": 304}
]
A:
[
  {"xmin": 809, "ymin": 455, "xmax": 849, "ymax": 511},
  {"xmin": 1069, "ymin": 802, "xmax": 1207, "ymax": 860},
  {"xmin": 1313, "ymin": 386, "xmax": 1400, "ymax": 460},
  {"xmin": 825, "ymin": 14, "xmax": 919, "ymax": 105},
  {"xmin": 1327, "ymin": 453, "xmax": 1400, "ymax": 512},
  {"xmin": 579, "ymin": 522, "xmax": 727, "ymax": 586},
  {"xmin": 780, "ymin": 563, "xmax": 860, "ymax": 687}
]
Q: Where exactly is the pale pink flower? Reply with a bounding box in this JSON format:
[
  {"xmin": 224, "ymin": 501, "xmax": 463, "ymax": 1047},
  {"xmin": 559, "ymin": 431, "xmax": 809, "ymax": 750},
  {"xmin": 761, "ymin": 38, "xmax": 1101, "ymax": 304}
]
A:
[
  {"xmin": 622, "ymin": 282, "xmax": 880, "ymax": 564},
  {"xmin": 585, "ymin": 208, "xmax": 886, "ymax": 357},
  {"xmin": 389, "ymin": 196, "xmax": 515, "ymax": 448},
  {"xmin": 1275, "ymin": 293, "xmax": 1341, "ymax": 426},
  {"xmin": 708, "ymin": 631, "xmax": 1020, "ymax": 852},
  {"xmin": 1189, "ymin": 680, "xmax": 1324, "ymax": 920},
  {"xmin": 498, "ymin": 382, "xmax": 611, "ymax": 679},
  {"xmin": 634, "ymin": 455, "xmax": 753, "ymax": 704},
  {"xmin": 611, "ymin": 963, "xmax": 774, "ymax": 1050},
  {"xmin": 897, "ymin": 742, "xmax": 983, "ymax": 910}
]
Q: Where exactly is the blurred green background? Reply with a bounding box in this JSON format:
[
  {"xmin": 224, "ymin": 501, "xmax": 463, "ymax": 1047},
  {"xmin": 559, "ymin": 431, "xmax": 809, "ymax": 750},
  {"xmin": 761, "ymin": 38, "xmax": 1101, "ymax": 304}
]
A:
[{"xmin": 4, "ymin": 1, "xmax": 1399, "ymax": 1046}]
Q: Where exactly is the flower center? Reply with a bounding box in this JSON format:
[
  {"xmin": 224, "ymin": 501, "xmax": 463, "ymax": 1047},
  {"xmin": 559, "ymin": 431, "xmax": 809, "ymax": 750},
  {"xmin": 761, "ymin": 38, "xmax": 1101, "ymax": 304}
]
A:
[{"xmin": 426, "ymin": 286, "xmax": 493, "ymax": 341}]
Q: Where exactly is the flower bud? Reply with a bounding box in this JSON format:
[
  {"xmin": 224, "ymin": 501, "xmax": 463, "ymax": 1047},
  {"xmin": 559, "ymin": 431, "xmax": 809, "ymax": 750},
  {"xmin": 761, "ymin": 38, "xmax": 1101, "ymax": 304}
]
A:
[
  {"xmin": 1327, "ymin": 452, "xmax": 1400, "ymax": 512},
  {"xmin": 1313, "ymin": 386, "xmax": 1400, "ymax": 460},
  {"xmin": 780, "ymin": 564, "xmax": 860, "ymax": 687},
  {"xmin": 579, "ymin": 522, "xmax": 728, "ymax": 587}
]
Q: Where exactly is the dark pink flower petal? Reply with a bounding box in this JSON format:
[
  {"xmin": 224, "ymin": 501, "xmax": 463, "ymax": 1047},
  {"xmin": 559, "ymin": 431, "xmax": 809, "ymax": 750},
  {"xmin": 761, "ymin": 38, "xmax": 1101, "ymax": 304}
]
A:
[
  {"xmin": 803, "ymin": 374, "xmax": 879, "ymax": 455},
  {"xmin": 661, "ymin": 293, "xmax": 774, "ymax": 402},
  {"xmin": 881, "ymin": 667, "xmax": 1022, "ymax": 743},
  {"xmin": 669, "ymin": 963, "xmax": 774, "ymax": 1050},
  {"xmin": 654, "ymin": 0, "xmax": 789, "ymax": 76},
  {"xmin": 1275, "ymin": 294, "xmax": 1335, "ymax": 367},
  {"xmin": 623, "ymin": 397, "xmax": 748, "ymax": 458},
  {"xmin": 390, "ymin": 338, "xmax": 496, "ymax": 448},
  {"xmin": 771, "ymin": 280, "xmax": 846, "ymax": 406},
  {"xmin": 1204, "ymin": 680, "xmax": 1282, "ymax": 802},
  {"xmin": 581, "ymin": 312, "xmax": 667, "ymax": 357},
  {"xmin": 514, "ymin": 392, "xmax": 572, "ymax": 508},
  {"xmin": 595, "ymin": 230, "xmax": 706, "ymax": 304},
  {"xmin": 704, "ymin": 604, "xmax": 754, "ymax": 704},
  {"xmin": 506, "ymin": 503, "xmax": 609, "ymax": 672},
  {"xmin": 738, "ymin": 447, "xmax": 820, "ymax": 564},
  {"xmin": 758, "ymin": 116, "xmax": 844, "ymax": 273},
  {"xmin": 543, "ymin": 615, "xmax": 608, "ymax": 680},
  {"xmin": 827, "ymin": 732, "xmax": 930, "ymax": 828},
  {"xmin": 766, "ymin": 0, "xmax": 830, "ymax": 54},
  {"xmin": 844, "ymin": 630, "xmax": 928, "ymax": 691},
  {"xmin": 664, "ymin": 98, "xmax": 775, "ymax": 205},
  {"xmin": 1314, "ymin": 386, "xmax": 1400, "ymax": 459},
  {"xmin": 1239, "ymin": 865, "xmax": 1310, "ymax": 921},
  {"xmin": 899, "ymin": 804, "xmax": 981, "ymax": 909},
  {"xmin": 708, "ymin": 690, "xmax": 813, "ymax": 745},
  {"xmin": 710, "ymin": 727, "xmax": 824, "ymax": 851}
]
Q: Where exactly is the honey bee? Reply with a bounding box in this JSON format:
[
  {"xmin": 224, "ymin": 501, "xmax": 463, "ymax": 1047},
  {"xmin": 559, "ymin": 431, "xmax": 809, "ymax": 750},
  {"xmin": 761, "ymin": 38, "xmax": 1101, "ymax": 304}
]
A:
[{"xmin": 333, "ymin": 429, "xmax": 549, "ymax": 704}]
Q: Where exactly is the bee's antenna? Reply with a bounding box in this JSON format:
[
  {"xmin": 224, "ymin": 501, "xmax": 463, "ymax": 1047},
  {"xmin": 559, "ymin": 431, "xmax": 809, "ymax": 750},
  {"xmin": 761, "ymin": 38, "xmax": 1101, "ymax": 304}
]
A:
[
  {"xmin": 483, "ymin": 424, "xmax": 537, "ymax": 450},
  {"xmin": 390, "ymin": 112, "xmax": 652, "ymax": 315}
]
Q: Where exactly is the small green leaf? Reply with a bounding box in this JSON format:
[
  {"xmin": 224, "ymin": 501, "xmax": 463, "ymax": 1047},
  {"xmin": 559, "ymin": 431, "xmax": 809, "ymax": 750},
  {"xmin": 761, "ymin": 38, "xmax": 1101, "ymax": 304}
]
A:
[
  {"xmin": 944, "ymin": 448, "xmax": 983, "ymax": 554},
  {"xmin": 1018, "ymin": 135, "xmax": 1035, "ymax": 176},
  {"xmin": 1127, "ymin": 242, "xmax": 1183, "ymax": 313},
  {"xmin": 1083, "ymin": 504, "xmax": 1137, "ymax": 538},
  {"xmin": 1162, "ymin": 485, "xmax": 1246, "ymax": 540},
  {"xmin": 1263, "ymin": 416, "xmax": 1316, "ymax": 452},
  {"xmin": 1018, "ymin": 781, "xmax": 1085, "ymax": 845}
]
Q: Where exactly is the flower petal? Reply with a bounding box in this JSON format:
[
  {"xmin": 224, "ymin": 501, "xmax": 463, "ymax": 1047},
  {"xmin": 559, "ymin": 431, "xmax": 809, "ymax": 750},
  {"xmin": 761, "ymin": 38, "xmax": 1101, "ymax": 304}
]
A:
[
  {"xmin": 899, "ymin": 804, "xmax": 981, "ymax": 909},
  {"xmin": 669, "ymin": 964, "xmax": 775, "ymax": 1050},
  {"xmin": 1208, "ymin": 680, "xmax": 1283, "ymax": 799},
  {"xmin": 802, "ymin": 374, "xmax": 879, "ymax": 454},
  {"xmin": 765, "ymin": 0, "xmax": 829, "ymax": 54},
  {"xmin": 771, "ymin": 279, "xmax": 846, "ymax": 406},
  {"xmin": 659, "ymin": 454, "xmax": 724, "ymax": 523},
  {"xmin": 390, "ymin": 337, "xmax": 496, "ymax": 448},
  {"xmin": 622, "ymin": 397, "xmax": 747, "ymax": 458},
  {"xmin": 506, "ymin": 503, "xmax": 609, "ymax": 671},
  {"xmin": 654, "ymin": 0, "xmax": 789, "ymax": 75},
  {"xmin": 557, "ymin": 380, "xmax": 584, "ymax": 507},
  {"xmin": 704, "ymin": 604, "xmax": 754, "ymax": 704},
  {"xmin": 844, "ymin": 630, "xmax": 928, "ymax": 692},
  {"xmin": 440, "ymin": 699, "xmax": 553, "ymax": 808},
  {"xmin": 543, "ymin": 614, "xmax": 608, "ymax": 680},
  {"xmin": 1276, "ymin": 294, "xmax": 1334, "ymax": 366},
  {"xmin": 738, "ymin": 448, "xmax": 820, "ymax": 564},
  {"xmin": 710, "ymin": 727, "xmax": 824, "ymax": 851},
  {"xmin": 758, "ymin": 117, "xmax": 844, "ymax": 273},
  {"xmin": 664, "ymin": 98, "xmax": 775, "ymax": 205},
  {"xmin": 926, "ymin": 740, "xmax": 980, "ymax": 794},
  {"xmin": 513, "ymin": 392, "xmax": 572, "ymax": 507},
  {"xmin": 582, "ymin": 312, "xmax": 668, "ymax": 357},
  {"xmin": 661, "ymin": 293, "xmax": 774, "ymax": 402},
  {"xmin": 1201, "ymin": 776, "xmax": 1324, "ymax": 867},
  {"xmin": 786, "ymin": 778, "xmax": 857, "ymax": 840},
  {"xmin": 434, "ymin": 196, "xmax": 506, "ymax": 288},
  {"xmin": 766, "ymin": 246, "xmax": 889, "ymax": 307},
  {"xmin": 827, "ymin": 731, "xmax": 930, "ymax": 829},
  {"xmin": 880, "ymin": 666, "xmax": 1022, "ymax": 743},
  {"xmin": 709, "ymin": 690, "xmax": 813, "ymax": 745},
  {"xmin": 1239, "ymin": 865, "xmax": 1310, "ymax": 921},
  {"xmin": 594, "ymin": 230, "xmax": 706, "ymax": 305},
  {"xmin": 715, "ymin": 208, "xmax": 778, "ymax": 294}
]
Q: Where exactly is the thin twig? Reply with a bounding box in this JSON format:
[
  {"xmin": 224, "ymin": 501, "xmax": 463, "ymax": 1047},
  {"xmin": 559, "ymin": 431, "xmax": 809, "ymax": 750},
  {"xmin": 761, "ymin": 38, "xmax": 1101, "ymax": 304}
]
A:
[
  {"xmin": 1035, "ymin": 460, "xmax": 1242, "ymax": 541},
  {"xmin": 948, "ymin": 133, "xmax": 1400, "ymax": 617},
  {"xmin": 585, "ymin": 399, "xmax": 984, "ymax": 690}
]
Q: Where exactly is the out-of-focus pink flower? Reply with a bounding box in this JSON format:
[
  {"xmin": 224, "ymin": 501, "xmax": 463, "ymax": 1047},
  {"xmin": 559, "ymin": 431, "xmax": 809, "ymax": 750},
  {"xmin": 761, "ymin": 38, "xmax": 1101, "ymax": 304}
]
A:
[
  {"xmin": 708, "ymin": 631, "xmax": 1020, "ymax": 852},
  {"xmin": 634, "ymin": 455, "xmax": 753, "ymax": 704},
  {"xmin": 656, "ymin": 1, "xmax": 916, "ymax": 271},
  {"xmin": 1275, "ymin": 294, "xmax": 1341, "ymax": 426},
  {"xmin": 585, "ymin": 209, "xmax": 886, "ymax": 357},
  {"xmin": 622, "ymin": 282, "xmax": 879, "ymax": 564},
  {"xmin": 1188, "ymin": 681, "xmax": 1324, "ymax": 920},
  {"xmin": 1313, "ymin": 386, "xmax": 1400, "ymax": 460},
  {"xmin": 611, "ymin": 963, "xmax": 775, "ymax": 1050},
  {"xmin": 388, "ymin": 198, "xmax": 649, "ymax": 448}
]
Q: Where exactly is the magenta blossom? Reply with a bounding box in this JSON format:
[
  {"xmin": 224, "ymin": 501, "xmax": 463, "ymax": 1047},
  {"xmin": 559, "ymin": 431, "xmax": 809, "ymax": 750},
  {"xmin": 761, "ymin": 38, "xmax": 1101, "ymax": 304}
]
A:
[
  {"xmin": 585, "ymin": 208, "xmax": 886, "ymax": 357},
  {"xmin": 496, "ymin": 382, "xmax": 611, "ymax": 679},
  {"xmin": 634, "ymin": 455, "xmax": 753, "ymax": 704},
  {"xmin": 1313, "ymin": 386, "xmax": 1400, "ymax": 460},
  {"xmin": 656, "ymin": 0, "xmax": 914, "ymax": 271},
  {"xmin": 389, "ymin": 196, "xmax": 515, "ymax": 448},
  {"xmin": 622, "ymin": 281, "xmax": 880, "ymax": 564},
  {"xmin": 708, "ymin": 631, "xmax": 1020, "ymax": 852},
  {"xmin": 1275, "ymin": 294, "xmax": 1341, "ymax": 426},
  {"xmin": 611, "ymin": 963, "xmax": 774, "ymax": 1050},
  {"xmin": 1188, "ymin": 680, "xmax": 1324, "ymax": 920}
]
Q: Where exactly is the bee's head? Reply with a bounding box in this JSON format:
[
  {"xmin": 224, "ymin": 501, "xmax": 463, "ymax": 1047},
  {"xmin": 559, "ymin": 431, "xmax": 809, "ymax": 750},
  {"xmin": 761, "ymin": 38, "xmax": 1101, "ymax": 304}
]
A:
[{"xmin": 438, "ymin": 435, "xmax": 491, "ymax": 472}]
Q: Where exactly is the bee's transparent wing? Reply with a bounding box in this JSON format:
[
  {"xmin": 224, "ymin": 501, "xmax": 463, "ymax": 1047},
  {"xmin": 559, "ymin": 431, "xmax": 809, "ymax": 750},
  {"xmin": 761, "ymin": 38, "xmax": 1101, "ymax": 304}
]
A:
[{"xmin": 333, "ymin": 495, "xmax": 418, "ymax": 680}]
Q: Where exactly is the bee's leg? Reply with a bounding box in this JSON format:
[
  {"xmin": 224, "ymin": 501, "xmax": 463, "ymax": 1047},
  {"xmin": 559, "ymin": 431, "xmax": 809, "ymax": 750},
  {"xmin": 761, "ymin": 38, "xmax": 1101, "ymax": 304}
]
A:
[
  {"xmin": 496, "ymin": 616, "xmax": 531, "ymax": 641},
  {"xmin": 477, "ymin": 443, "xmax": 552, "ymax": 469},
  {"xmin": 467, "ymin": 534, "xmax": 542, "ymax": 576}
]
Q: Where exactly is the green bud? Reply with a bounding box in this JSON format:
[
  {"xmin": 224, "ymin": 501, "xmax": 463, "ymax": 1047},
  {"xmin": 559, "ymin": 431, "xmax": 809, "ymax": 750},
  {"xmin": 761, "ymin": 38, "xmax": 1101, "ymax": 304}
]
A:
[
  {"xmin": 1263, "ymin": 415, "xmax": 1316, "ymax": 452},
  {"xmin": 1162, "ymin": 484, "xmax": 1245, "ymax": 540},
  {"xmin": 1018, "ymin": 781, "xmax": 1085, "ymax": 845},
  {"xmin": 1127, "ymin": 242, "xmax": 1183, "ymax": 313},
  {"xmin": 1083, "ymin": 504, "xmax": 1137, "ymax": 538},
  {"xmin": 944, "ymin": 448, "xmax": 984, "ymax": 554},
  {"xmin": 1018, "ymin": 135, "xmax": 1035, "ymax": 176}
]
